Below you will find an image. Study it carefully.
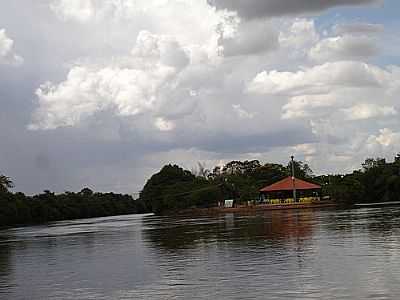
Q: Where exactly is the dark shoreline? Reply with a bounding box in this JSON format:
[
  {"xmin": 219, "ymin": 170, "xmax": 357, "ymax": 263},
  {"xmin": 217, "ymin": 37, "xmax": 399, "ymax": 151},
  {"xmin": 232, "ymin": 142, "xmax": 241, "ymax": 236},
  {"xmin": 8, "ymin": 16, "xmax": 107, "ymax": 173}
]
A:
[{"xmin": 163, "ymin": 201, "xmax": 337, "ymax": 216}]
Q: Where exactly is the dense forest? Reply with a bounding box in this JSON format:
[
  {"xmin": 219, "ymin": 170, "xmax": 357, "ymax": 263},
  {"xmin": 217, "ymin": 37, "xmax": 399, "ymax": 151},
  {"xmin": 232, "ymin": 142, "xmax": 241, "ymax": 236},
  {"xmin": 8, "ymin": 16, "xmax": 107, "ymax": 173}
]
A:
[
  {"xmin": 2, "ymin": 154, "xmax": 400, "ymax": 225},
  {"xmin": 140, "ymin": 159, "xmax": 315, "ymax": 213},
  {"xmin": 140, "ymin": 154, "xmax": 400, "ymax": 213},
  {"xmin": 0, "ymin": 177, "xmax": 147, "ymax": 227},
  {"xmin": 319, "ymin": 155, "xmax": 400, "ymax": 205}
]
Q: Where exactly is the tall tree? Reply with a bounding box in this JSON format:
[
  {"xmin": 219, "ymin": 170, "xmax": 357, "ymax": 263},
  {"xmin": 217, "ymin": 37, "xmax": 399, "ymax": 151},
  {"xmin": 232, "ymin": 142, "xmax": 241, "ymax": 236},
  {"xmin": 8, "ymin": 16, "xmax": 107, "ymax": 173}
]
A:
[
  {"xmin": 286, "ymin": 160, "xmax": 313, "ymax": 179},
  {"xmin": 0, "ymin": 174, "xmax": 14, "ymax": 193}
]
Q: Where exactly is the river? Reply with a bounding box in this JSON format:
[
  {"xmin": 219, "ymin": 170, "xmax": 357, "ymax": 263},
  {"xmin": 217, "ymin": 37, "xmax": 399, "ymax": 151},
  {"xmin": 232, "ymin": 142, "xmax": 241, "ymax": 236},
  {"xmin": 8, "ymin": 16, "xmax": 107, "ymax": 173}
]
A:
[{"xmin": 0, "ymin": 207, "xmax": 400, "ymax": 299}]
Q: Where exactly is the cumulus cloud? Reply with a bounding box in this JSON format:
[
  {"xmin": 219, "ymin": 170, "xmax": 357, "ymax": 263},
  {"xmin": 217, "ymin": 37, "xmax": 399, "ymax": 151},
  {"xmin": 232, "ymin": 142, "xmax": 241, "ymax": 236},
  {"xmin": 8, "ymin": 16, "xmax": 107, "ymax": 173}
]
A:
[
  {"xmin": 208, "ymin": 0, "xmax": 381, "ymax": 19},
  {"xmin": 32, "ymin": 0, "xmax": 246, "ymax": 132},
  {"xmin": 30, "ymin": 64, "xmax": 177, "ymax": 130},
  {"xmin": 309, "ymin": 35, "xmax": 379, "ymax": 62},
  {"xmin": 279, "ymin": 19, "xmax": 319, "ymax": 57},
  {"xmin": 308, "ymin": 23, "xmax": 383, "ymax": 62},
  {"xmin": 248, "ymin": 60, "xmax": 399, "ymax": 144},
  {"xmin": 281, "ymin": 94, "xmax": 338, "ymax": 119},
  {"xmin": 247, "ymin": 61, "xmax": 385, "ymax": 96},
  {"xmin": 154, "ymin": 117, "xmax": 175, "ymax": 131},
  {"xmin": 292, "ymin": 143, "xmax": 317, "ymax": 162},
  {"xmin": 221, "ymin": 19, "xmax": 278, "ymax": 56},
  {"xmin": 343, "ymin": 103, "xmax": 397, "ymax": 120},
  {"xmin": 50, "ymin": 0, "xmax": 95, "ymax": 22},
  {"xmin": 232, "ymin": 104, "xmax": 254, "ymax": 119},
  {"xmin": 2, "ymin": 0, "xmax": 399, "ymax": 194},
  {"xmin": 367, "ymin": 128, "xmax": 400, "ymax": 150},
  {"xmin": 0, "ymin": 29, "xmax": 23, "ymax": 66},
  {"xmin": 29, "ymin": 31, "xmax": 185, "ymax": 130},
  {"xmin": 247, "ymin": 59, "xmax": 400, "ymax": 173},
  {"xmin": 131, "ymin": 31, "xmax": 190, "ymax": 69},
  {"xmin": 50, "ymin": 0, "xmax": 239, "ymax": 63}
]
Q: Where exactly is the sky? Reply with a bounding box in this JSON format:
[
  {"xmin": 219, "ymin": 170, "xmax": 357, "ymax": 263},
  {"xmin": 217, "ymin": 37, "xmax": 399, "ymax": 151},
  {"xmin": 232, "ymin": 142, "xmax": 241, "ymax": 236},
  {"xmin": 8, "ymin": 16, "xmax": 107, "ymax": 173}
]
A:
[{"xmin": 1, "ymin": 0, "xmax": 400, "ymax": 195}]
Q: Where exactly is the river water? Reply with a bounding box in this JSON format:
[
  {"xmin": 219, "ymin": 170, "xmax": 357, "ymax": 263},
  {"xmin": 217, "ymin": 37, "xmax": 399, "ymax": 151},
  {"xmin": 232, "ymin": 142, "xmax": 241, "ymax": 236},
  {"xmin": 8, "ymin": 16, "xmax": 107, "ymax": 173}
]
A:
[{"xmin": 1, "ymin": 207, "xmax": 400, "ymax": 299}]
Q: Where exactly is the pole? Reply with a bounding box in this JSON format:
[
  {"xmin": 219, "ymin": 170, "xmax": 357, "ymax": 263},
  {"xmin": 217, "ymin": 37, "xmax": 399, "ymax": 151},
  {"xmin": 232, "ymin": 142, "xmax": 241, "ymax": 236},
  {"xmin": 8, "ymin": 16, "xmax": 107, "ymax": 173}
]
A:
[{"xmin": 291, "ymin": 156, "xmax": 297, "ymax": 203}]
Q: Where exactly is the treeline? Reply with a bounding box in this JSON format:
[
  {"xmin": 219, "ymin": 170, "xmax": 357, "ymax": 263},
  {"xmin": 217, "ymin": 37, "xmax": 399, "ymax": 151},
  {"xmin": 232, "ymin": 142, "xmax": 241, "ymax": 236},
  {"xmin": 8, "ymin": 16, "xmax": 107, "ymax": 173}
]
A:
[
  {"xmin": 0, "ymin": 184, "xmax": 147, "ymax": 227},
  {"xmin": 139, "ymin": 164, "xmax": 224, "ymax": 214},
  {"xmin": 140, "ymin": 160, "xmax": 313, "ymax": 213},
  {"xmin": 3, "ymin": 153, "xmax": 400, "ymax": 224},
  {"xmin": 317, "ymin": 155, "xmax": 400, "ymax": 205},
  {"xmin": 140, "ymin": 154, "xmax": 400, "ymax": 213}
]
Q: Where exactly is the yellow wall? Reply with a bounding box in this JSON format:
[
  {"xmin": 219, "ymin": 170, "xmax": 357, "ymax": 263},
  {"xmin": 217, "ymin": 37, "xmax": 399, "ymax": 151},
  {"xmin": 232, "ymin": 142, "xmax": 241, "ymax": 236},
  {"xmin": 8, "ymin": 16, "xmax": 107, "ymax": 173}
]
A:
[{"xmin": 267, "ymin": 197, "xmax": 320, "ymax": 205}]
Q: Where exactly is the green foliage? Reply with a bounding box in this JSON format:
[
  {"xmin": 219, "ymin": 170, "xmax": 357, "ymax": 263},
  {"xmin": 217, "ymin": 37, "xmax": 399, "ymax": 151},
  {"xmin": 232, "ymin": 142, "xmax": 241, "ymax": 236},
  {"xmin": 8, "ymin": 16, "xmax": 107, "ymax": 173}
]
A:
[
  {"xmin": 143, "ymin": 154, "xmax": 400, "ymax": 213},
  {"xmin": 140, "ymin": 160, "xmax": 288, "ymax": 213},
  {"xmin": 0, "ymin": 175, "xmax": 14, "ymax": 193},
  {"xmin": 286, "ymin": 160, "xmax": 313, "ymax": 179},
  {"xmin": 315, "ymin": 154, "xmax": 400, "ymax": 205},
  {"xmin": 0, "ymin": 179, "xmax": 148, "ymax": 227},
  {"xmin": 139, "ymin": 164, "xmax": 218, "ymax": 213},
  {"xmin": 188, "ymin": 185, "xmax": 223, "ymax": 208},
  {"xmin": 4, "ymin": 152, "xmax": 400, "ymax": 224},
  {"xmin": 316, "ymin": 174, "xmax": 364, "ymax": 205}
]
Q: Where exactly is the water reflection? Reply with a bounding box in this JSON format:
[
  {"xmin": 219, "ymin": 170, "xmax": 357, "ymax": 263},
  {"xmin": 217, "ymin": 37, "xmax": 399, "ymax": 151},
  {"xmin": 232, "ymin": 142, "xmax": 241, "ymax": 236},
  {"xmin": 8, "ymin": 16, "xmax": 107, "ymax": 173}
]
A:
[
  {"xmin": 321, "ymin": 207, "xmax": 400, "ymax": 238},
  {"xmin": 0, "ymin": 208, "xmax": 400, "ymax": 299},
  {"xmin": 142, "ymin": 209, "xmax": 317, "ymax": 253},
  {"xmin": 0, "ymin": 215, "xmax": 154, "ymax": 299},
  {"xmin": 0, "ymin": 241, "xmax": 13, "ymax": 294}
]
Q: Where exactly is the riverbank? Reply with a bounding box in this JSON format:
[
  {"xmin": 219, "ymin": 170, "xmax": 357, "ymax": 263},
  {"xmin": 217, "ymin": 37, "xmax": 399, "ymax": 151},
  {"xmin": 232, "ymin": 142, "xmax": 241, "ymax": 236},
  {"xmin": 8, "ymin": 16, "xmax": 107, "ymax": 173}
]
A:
[
  {"xmin": 0, "ymin": 190, "xmax": 148, "ymax": 227},
  {"xmin": 171, "ymin": 201, "xmax": 336, "ymax": 216},
  {"xmin": 354, "ymin": 201, "xmax": 400, "ymax": 208}
]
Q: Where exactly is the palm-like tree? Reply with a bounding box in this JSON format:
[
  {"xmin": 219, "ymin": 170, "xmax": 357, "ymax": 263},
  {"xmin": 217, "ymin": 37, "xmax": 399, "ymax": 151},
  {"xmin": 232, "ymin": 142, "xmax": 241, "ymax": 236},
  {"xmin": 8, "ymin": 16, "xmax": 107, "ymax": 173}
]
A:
[{"xmin": 0, "ymin": 175, "xmax": 14, "ymax": 193}]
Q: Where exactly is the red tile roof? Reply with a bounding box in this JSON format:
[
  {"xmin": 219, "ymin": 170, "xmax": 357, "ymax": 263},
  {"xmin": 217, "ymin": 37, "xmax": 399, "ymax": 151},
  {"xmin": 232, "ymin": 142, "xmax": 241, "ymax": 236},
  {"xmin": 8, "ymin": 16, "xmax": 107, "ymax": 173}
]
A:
[{"xmin": 260, "ymin": 176, "xmax": 321, "ymax": 192}]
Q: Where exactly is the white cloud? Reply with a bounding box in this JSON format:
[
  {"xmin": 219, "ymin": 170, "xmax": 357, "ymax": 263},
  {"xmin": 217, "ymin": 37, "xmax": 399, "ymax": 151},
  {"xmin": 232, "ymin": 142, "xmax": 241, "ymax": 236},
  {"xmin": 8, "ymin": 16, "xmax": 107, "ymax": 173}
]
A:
[
  {"xmin": 132, "ymin": 30, "xmax": 190, "ymax": 69},
  {"xmin": 282, "ymin": 94, "xmax": 338, "ymax": 119},
  {"xmin": 279, "ymin": 62, "xmax": 396, "ymax": 121},
  {"xmin": 309, "ymin": 34, "xmax": 379, "ymax": 62},
  {"xmin": 279, "ymin": 19, "xmax": 319, "ymax": 57},
  {"xmin": 343, "ymin": 103, "xmax": 397, "ymax": 120},
  {"xmin": 31, "ymin": 64, "xmax": 176, "ymax": 129},
  {"xmin": 4, "ymin": 0, "xmax": 396, "ymax": 194},
  {"xmin": 0, "ymin": 29, "xmax": 23, "ymax": 66},
  {"xmin": 246, "ymin": 60, "xmax": 400, "ymax": 175},
  {"xmin": 221, "ymin": 19, "xmax": 278, "ymax": 56},
  {"xmin": 232, "ymin": 104, "xmax": 254, "ymax": 119},
  {"xmin": 50, "ymin": 0, "xmax": 95, "ymax": 23},
  {"xmin": 30, "ymin": 31, "xmax": 184, "ymax": 130},
  {"xmin": 50, "ymin": 0, "xmax": 239, "ymax": 64},
  {"xmin": 33, "ymin": 0, "xmax": 243, "ymax": 131},
  {"xmin": 154, "ymin": 117, "xmax": 175, "ymax": 131},
  {"xmin": 247, "ymin": 61, "xmax": 385, "ymax": 96},
  {"xmin": 367, "ymin": 128, "xmax": 400, "ymax": 149},
  {"xmin": 292, "ymin": 143, "xmax": 317, "ymax": 162},
  {"xmin": 308, "ymin": 22, "xmax": 383, "ymax": 62}
]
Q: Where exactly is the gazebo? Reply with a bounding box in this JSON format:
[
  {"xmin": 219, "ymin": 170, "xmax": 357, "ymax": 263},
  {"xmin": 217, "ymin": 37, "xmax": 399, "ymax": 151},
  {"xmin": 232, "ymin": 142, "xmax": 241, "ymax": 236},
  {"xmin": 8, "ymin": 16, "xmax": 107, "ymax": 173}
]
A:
[{"xmin": 259, "ymin": 177, "xmax": 321, "ymax": 205}]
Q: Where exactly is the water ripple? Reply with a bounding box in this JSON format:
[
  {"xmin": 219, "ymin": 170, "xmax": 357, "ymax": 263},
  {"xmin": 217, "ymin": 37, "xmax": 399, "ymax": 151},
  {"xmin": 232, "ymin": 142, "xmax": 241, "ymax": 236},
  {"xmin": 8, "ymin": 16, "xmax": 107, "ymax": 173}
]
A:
[{"xmin": 0, "ymin": 208, "xmax": 400, "ymax": 299}]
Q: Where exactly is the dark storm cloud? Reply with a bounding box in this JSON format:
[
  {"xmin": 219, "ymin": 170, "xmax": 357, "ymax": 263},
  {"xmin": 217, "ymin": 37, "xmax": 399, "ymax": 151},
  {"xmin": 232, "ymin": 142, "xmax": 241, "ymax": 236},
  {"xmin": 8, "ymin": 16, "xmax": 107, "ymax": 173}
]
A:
[{"xmin": 208, "ymin": 0, "xmax": 382, "ymax": 19}]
